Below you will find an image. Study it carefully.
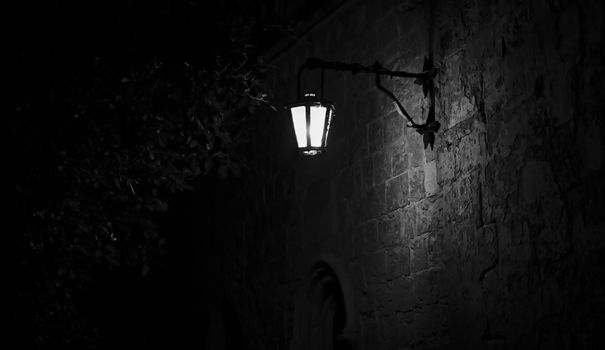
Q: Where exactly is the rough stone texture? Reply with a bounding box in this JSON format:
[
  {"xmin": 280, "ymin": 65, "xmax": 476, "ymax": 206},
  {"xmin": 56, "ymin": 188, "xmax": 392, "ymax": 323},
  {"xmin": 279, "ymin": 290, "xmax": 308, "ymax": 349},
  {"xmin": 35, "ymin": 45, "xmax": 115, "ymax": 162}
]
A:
[{"xmin": 218, "ymin": 0, "xmax": 605, "ymax": 349}]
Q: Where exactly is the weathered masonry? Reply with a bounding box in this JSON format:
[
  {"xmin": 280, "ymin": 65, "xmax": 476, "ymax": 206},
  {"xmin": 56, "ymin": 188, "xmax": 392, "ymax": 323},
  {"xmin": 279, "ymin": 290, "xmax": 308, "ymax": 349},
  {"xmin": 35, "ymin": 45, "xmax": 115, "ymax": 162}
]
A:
[{"xmin": 213, "ymin": 0, "xmax": 605, "ymax": 349}]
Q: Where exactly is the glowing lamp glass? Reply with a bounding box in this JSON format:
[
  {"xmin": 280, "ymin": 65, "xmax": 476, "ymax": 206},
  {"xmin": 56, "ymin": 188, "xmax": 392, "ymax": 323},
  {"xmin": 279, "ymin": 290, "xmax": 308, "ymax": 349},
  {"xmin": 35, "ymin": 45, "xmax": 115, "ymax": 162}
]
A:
[{"xmin": 287, "ymin": 93, "xmax": 334, "ymax": 155}]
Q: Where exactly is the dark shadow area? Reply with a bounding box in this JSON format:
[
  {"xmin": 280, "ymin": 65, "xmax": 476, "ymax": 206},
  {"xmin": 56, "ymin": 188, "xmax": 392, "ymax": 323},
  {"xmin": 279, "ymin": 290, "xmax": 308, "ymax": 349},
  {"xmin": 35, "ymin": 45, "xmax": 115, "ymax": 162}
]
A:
[
  {"xmin": 222, "ymin": 301, "xmax": 244, "ymax": 350},
  {"xmin": 77, "ymin": 178, "xmax": 245, "ymax": 349}
]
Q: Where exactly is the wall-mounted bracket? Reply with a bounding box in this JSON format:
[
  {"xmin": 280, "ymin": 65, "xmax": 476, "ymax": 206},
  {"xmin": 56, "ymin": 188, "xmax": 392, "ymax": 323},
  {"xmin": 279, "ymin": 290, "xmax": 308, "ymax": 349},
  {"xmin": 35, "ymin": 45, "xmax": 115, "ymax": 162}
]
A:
[{"xmin": 297, "ymin": 57, "xmax": 440, "ymax": 149}]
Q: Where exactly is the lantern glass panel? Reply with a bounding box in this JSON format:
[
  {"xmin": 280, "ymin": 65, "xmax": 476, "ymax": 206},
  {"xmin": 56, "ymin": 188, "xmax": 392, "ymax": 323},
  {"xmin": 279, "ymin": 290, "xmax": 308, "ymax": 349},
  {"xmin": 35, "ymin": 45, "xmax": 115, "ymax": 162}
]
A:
[
  {"xmin": 324, "ymin": 108, "xmax": 333, "ymax": 147},
  {"xmin": 290, "ymin": 106, "xmax": 307, "ymax": 148},
  {"xmin": 309, "ymin": 105, "xmax": 327, "ymax": 147}
]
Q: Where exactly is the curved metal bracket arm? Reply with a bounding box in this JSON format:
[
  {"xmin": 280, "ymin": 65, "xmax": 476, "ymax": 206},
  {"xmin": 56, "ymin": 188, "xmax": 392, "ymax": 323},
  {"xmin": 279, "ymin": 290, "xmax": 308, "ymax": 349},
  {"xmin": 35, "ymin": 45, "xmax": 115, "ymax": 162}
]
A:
[
  {"xmin": 302, "ymin": 57, "xmax": 437, "ymax": 79},
  {"xmin": 375, "ymin": 73, "xmax": 440, "ymax": 138},
  {"xmin": 375, "ymin": 73, "xmax": 418, "ymax": 127},
  {"xmin": 298, "ymin": 57, "xmax": 437, "ymax": 98},
  {"xmin": 296, "ymin": 57, "xmax": 441, "ymax": 148}
]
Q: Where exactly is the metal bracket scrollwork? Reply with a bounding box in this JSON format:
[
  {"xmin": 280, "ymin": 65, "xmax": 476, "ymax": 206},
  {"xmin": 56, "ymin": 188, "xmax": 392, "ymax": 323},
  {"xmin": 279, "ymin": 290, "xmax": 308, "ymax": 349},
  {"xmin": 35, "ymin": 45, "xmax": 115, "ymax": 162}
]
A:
[{"xmin": 298, "ymin": 57, "xmax": 441, "ymax": 149}]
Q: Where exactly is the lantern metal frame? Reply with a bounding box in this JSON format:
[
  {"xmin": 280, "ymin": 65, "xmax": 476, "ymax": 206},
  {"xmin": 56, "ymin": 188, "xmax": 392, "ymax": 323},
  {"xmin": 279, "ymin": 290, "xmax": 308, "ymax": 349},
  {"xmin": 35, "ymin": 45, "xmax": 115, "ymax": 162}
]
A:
[{"xmin": 287, "ymin": 57, "xmax": 441, "ymax": 155}]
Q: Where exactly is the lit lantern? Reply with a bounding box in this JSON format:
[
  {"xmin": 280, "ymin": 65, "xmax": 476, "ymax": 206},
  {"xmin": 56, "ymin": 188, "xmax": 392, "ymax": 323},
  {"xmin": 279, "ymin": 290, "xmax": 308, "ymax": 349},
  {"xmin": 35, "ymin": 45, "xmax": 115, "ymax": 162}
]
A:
[{"xmin": 287, "ymin": 93, "xmax": 335, "ymax": 156}]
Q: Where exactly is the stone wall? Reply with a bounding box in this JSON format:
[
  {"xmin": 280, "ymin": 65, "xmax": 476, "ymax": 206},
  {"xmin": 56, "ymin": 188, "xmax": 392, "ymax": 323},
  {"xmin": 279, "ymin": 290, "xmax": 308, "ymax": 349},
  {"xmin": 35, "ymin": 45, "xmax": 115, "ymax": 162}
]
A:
[{"xmin": 217, "ymin": 0, "xmax": 605, "ymax": 349}]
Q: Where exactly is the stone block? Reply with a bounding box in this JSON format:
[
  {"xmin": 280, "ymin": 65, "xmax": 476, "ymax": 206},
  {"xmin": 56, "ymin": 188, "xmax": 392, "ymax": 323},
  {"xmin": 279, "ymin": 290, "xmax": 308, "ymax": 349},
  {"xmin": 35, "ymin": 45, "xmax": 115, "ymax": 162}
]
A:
[
  {"xmin": 361, "ymin": 155, "xmax": 374, "ymax": 189},
  {"xmin": 357, "ymin": 288, "xmax": 374, "ymax": 317},
  {"xmin": 382, "ymin": 313, "xmax": 408, "ymax": 349},
  {"xmin": 386, "ymin": 245, "xmax": 411, "ymax": 280},
  {"xmin": 368, "ymin": 118, "xmax": 385, "ymax": 153},
  {"xmin": 385, "ymin": 173, "xmax": 409, "ymax": 211},
  {"xmin": 449, "ymin": 95, "xmax": 476, "ymax": 129},
  {"xmin": 364, "ymin": 251, "xmax": 386, "ymax": 285},
  {"xmin": 411, "ymin": 236, "xmax": 429, "ymax": 273},
  {"xmin": 343, "ymin": 129, "xmax": 367, "ymax": 165},
  {"xmin": 520, "ymin": 160, "xmax": 552, "ymax": 204},
  {"xmin": 412, "ymin": 268, "xmax": 445, "ymax": 304},
  {"xmin": 367, "ymin": 184, "xmax": 386, "ymax": 218},
  {"xmin": 483, "ymin": 63, "xmax": 506, "ymax": 116},
  {"xmin": 406, "ymin": 129, "xmax": 425, "ymax": 168},
  {"xmin": 376, "ymin": 8, "xmax": 399, "ymax": 45},
  {"xmin": 350, "ymin": 220, "xmax": 364, "ymax": 259},
  {"xmin": 372, "ymin": 282, "xmax": 392, "ymax": 316},
  {"xmin": 409, "ymin": 302, "xmax": 449, "ymax": 342},
  {"xmin": 391, "ymin": 277, "xmax": 415, "ymax": 312},
  {"xmin": 475, "ymin": 224, "xmax": 498, "ymax": 280},
  {"xmin": 534, "ymin": 209, "xmax": 571, "ymax": 263},
  {"xmin": 339, "ymin": 197, "xmax": 355, "ymax": 233},
  {"xmin": 363, "ymin": 219, "xmax": 379, "ymax": 253},
  {"xmin": 443, "ymin": 174, "xmax": 478, "ymax": 221},
  {"xmin": 372, "ymin": 150, "xmax": 390, "ymax": 185},
  {"xmin": 338, "ymin": 165, "xmax": 355, "ymax": 199},
  {"xmin": 384, "ymin": 110, "xmax": 405, "ymax": 145},
  {"xmin": 393, "ymin": 310, "xmax": 417, "ymax": 347},
  {"xmin": 350, "ymin": 261, "xmax": 366, "ymax": 292},
  {"xmin": 415, "ymin": 199, "xmax": 437, "ymax": 237},
  {"xmin": 361, "ymin": 320, "xmax": 380, "ymax": 348},
  {"xmin": 408, "ymin": 167, "xmax": 425, "ymax": 202},
  {"xmin": 356, "ymin": 90, "xmax": 379, "ymax": 126},
  {"xmin": 437, "ymin": 140, "xmax": 456, "ymax": 184},
  {"xmin": 456, "ymin": 127, "xmax": 485, "ymax": 173},
  {"xmin": 376, "ymin": 35, "xmax": 404, "ymax": 66},
  {"xmin": 424, "ymin": 160, "xmax": 439, "ymax": 196},
  {"xmin": 428, "ymin": 230, "xmax": 446, "ymax": 268},
  {"xmin": 378, "ymin": 211, "xmax": 402, "ymax": 247},
  {"xmin": 401, "ymin": 207, "xmax": 416, "ymax": 244},
  {"xmin": 390, "ymin": 145, "xmax": 408, "ymax": 177}
]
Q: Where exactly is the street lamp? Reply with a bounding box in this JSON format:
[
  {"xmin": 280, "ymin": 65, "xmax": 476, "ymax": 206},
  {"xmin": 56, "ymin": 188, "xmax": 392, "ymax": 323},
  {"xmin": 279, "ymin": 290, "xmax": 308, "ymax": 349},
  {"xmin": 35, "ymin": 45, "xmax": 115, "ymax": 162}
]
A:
[
  {"xmin": 287, "ymin": 93, "xmax": 334, "ymax": 156},
  {"xmin": 286, "ymin": 57, "xmax": 440, "ymax": 155}
]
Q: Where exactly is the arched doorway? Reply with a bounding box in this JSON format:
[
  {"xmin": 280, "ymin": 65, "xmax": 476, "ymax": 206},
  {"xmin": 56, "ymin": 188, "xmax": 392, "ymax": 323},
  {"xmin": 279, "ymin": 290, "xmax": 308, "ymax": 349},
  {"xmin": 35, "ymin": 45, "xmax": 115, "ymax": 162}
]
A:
[
  {"xmin": 291, "ymin": 257, "xmax": 356, "ymax": 350},
  {"xmin": 205, "ymin": 299, "xmax": 243, "ymax": 350}
]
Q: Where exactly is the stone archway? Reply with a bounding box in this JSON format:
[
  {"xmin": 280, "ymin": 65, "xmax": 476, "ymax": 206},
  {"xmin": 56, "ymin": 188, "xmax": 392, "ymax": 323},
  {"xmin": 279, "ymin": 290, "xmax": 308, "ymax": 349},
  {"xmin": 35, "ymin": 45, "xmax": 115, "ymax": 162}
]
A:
[
  {"xmin": 291, "ymin": 255, "xmax": 356, "ymax": 350},
  {"xmin": 205, "ymin": 299, "xmax": 243, "ymax": 350}
]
